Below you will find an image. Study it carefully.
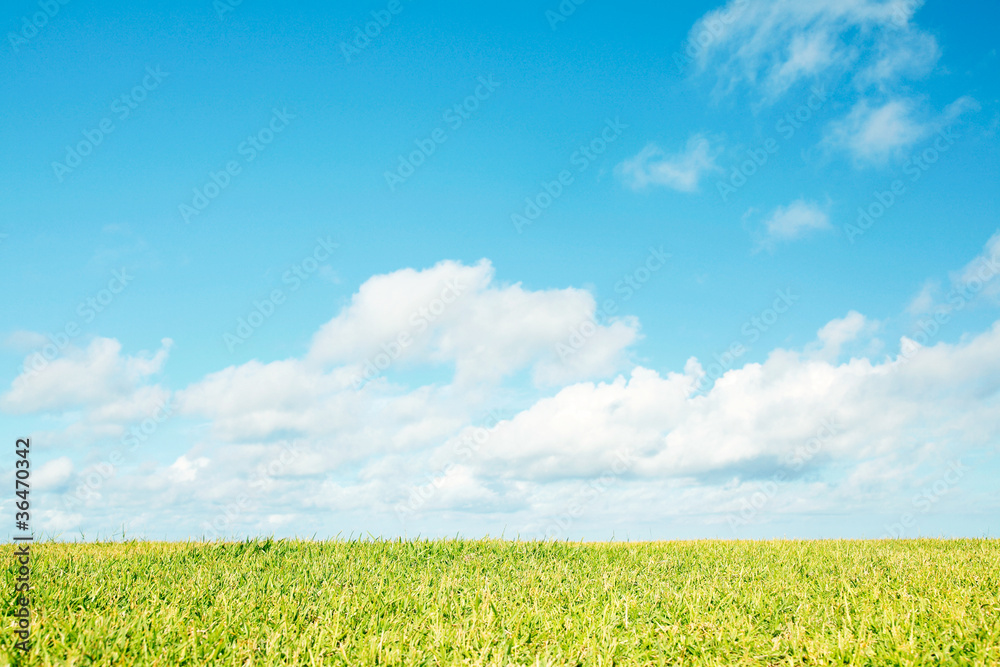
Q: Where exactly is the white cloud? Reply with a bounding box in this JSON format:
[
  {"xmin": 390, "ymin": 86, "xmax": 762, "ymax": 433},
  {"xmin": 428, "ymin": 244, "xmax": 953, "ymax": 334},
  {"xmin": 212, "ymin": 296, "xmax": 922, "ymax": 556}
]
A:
[
  {"xmin": 953, "ymin": 231, "xmax": 1000, "ymax": 303},
  {"xmin": 3, "ymin": 330, "xmax": 48, "ymax": 352},
  {"xmin": 308, "ymin": 259, "xmax": 638, "ymax": 387},
  {"xmin": 458, "ymin": 320, "xmax": 1000, "ymax": 487},
  {"xmin": 683, "ymin": 1, "xmax": 980, "ymax": 171},
  {"xmin": 907, "ymin": 281, "xmax": 938, "ymax": 315},
  {"xmin": 942, "ymin": 96, "xmax": 982, "ymax": 124},
  {"xmin": 809, "ymin": 310, "xmax": 876, "ymax": 361},
  {"xmin": 33, "ymin": 457, "xmax": 74, "ymax": 491},
  {"xmin": 1, "ymin": 338, "xmax": 172, "ymax": 415},
  {"xmin": 853, "ymin": 29, "xmax": 940, "ymax": 91},
  {"xmin": 616, "ymin": 135, "xmax": 721, "ymax": 192},
  {"xmin": 38, "ymin": 311, "xmax": 1000, "ymax": 539},
  {"xmin": 0, "ymin": 337, "xmax": 175, "ymax": 454},
  {"xmin": 10, "ymin": 250, "xmax": 1000, "ymax": 540},
  {"xmin": 759, "ymin": 199, "xmax": 831, "ymax": 242},
  {"xmin": 168, "ymin": 455, "xmax": 211, "ymax": 483},
  {"xmin": 905, "ymin": 231, "xmax": 1000, "ymax": 316},
  {"xmin": 688, "ymin": 0, "xmax": 940, "ymax": 101},
  {"xmin": 36, "ymin": 509, "xmax": 84, "ymax": 533},
  {"xmin": 177, "ymin": 359, "xmax": 471, "ymax": 454},
  {"xmin": 765, "ymin": 29, "xmax": 839, "ymax": 97},
  {"xmin": 174, "ymin": 259, "xmax": 642, "ymax": 449},
  {"xmin": 823, "ymin": 99, "xmax": 931, "ymax": 164},
  {"xmin": 1, "ymin": 260, "xmax": 637, "ymax": 456},
  {"xmin": 822, "ymin": 96, "xmax": 978, "ymax": 165}
]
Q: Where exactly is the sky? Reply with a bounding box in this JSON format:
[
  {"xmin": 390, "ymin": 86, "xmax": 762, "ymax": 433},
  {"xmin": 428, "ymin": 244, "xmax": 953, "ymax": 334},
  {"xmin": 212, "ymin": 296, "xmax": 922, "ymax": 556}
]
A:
[{"xmin": 1, "ymin": 0, "xmax": 999, "ymax": 541}]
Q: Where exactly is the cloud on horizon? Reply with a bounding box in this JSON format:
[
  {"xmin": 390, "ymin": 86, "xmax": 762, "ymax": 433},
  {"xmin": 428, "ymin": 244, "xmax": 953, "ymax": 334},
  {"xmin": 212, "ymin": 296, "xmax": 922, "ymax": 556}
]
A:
[{"xmin": 5, "ymin": 233, "xmax": 1000, "ymax": 540}]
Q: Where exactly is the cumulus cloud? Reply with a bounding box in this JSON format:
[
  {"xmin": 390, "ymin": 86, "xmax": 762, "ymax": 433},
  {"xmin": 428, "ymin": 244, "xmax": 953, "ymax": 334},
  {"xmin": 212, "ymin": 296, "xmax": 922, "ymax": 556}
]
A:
[
  {"xmin": 10, "ymin": 248, "xmax": 1000, "ymax": 540},
  {"xmin": 456, "ymin": 321, "xmax": 1000, "ymax": 488},
  {"xmin": 32, "ymin": 457, "xmax": 75, "ymax": 491},
  {"xmin": 49, "ymin": 307, "xmax": 1000, "ymax": 538},
  {"xmin": 177, "ymin": 359, "xmax": 471, "ymax": 456},
  {"xmin": 308, "ymin": 259, "xmax": 638, "ymax": 387},
  {"xmin": 173, "ymin": 259, "xmax": 641, "ymax": 448},
  {"xmin": 616, "ymin": 135, "xmax": 721, "ymax": 192},
  {"xmin": 808, "ymin": 311, "xmax": 877, "ymax": 361},
  {"xmin": 168, "ymin": 455, "xmax": 211, "ymax": 483},
  {"xmin": 1, "ymin": 337, "xmax": 172, "ymax": 415}
]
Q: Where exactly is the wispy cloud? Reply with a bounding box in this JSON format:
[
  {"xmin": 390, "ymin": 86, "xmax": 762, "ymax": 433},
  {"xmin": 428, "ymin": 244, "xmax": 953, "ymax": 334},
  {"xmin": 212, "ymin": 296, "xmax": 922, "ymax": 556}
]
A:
[
  {"xmin": 763, "ymin": 199, "xmax": 830, "ymax": 240},
  {"xmin": 825, "ymin": 99, "xmax": 928, "ymax": 164},
  {"xmin": 616, "ymin": 134, "xmax": 721, "ymax": 192},
  {"xmin": 684, "ymin": 0, "xmax": 980, "ymax": 170},
  {"xmin": 688, "ymin": 0, "xmax": 940, "ymax": 102},
  {"xmin": 747, "ymin": 198, "xmax": 832, "ymax": 250},
  {"xmin": 905, "ymin": 232, "xmax": 1000, "ymax": 318},
  {"xmin": 823, "ymin": 97, "xmax": 979, "ymax": 165}
]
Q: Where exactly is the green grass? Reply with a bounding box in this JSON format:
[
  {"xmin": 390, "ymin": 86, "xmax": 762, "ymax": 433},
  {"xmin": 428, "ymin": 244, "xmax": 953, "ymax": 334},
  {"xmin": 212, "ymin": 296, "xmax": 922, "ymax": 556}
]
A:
[{"xmin": 2, "ymin": 539, "xmax": 999, "ymax": 665}]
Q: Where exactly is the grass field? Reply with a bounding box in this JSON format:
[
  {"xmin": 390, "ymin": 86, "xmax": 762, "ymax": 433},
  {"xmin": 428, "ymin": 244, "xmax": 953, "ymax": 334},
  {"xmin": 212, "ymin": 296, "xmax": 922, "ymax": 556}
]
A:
[{"xmin": 2, "ymin": 538, "xmax": 998, "ymax": 666}]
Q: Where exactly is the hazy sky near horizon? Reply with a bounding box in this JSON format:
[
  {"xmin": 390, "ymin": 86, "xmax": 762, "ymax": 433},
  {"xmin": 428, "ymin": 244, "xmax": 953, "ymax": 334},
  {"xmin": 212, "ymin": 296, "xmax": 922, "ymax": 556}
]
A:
[{"xmin": 2, "ymin": 0, "xmax": 999, "ymax": 540}]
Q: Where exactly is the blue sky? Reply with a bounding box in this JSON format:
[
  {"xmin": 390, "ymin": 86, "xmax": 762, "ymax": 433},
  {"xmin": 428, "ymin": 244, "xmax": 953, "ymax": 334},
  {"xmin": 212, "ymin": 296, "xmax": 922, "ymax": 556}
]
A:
[{"xmin": 2, "ymin": 0, "xmax": 999, "ymax": 541}]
